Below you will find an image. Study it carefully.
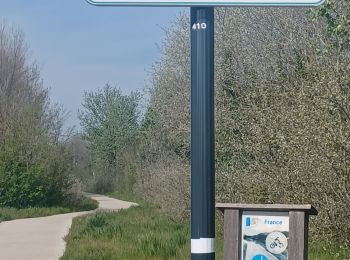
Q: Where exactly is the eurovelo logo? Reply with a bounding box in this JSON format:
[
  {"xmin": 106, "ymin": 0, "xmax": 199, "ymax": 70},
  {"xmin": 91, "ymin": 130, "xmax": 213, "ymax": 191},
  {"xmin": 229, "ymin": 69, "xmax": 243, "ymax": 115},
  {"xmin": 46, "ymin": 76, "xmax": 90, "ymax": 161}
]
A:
[
  {"xmin": 245, "ymin": 216, "xmax": 260, "ymax": 227},
  {"xmin": 245, "ymin": 216, "xmax": 283, "ymax": 227}
]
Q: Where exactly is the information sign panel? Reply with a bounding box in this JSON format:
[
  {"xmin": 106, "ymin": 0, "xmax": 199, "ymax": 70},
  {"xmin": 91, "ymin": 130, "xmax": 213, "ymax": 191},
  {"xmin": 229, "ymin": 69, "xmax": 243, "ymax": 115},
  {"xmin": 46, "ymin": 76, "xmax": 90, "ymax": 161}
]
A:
[
  {"xmin": 242, "ymin": 211, "xmax": 289, "ymax": 260},
  {"xmin": 87, "ymin": 0, "xmax": 324, "ymax": 7}
]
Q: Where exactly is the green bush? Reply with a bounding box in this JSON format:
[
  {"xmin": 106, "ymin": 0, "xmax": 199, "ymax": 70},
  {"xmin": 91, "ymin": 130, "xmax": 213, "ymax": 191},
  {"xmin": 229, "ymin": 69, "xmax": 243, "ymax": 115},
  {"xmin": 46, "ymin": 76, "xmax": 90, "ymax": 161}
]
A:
[
  {"xmin": 0, "ymin": 153, "xmax": 71, "ymax": 208},
  {"xmin": 0, "ymin": 23, "xmax": 74, "ymax": 210},
  {"xmin": 0, "ymin": 159, "xmax": 45, "ymax": 207}
]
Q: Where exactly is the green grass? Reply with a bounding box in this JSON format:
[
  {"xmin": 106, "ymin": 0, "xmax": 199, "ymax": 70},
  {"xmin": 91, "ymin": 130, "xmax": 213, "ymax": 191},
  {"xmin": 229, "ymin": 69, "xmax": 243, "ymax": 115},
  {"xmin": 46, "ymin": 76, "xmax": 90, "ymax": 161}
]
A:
[
  {"xmin": 309, "ymin": 241, "xmax": 350, "ymax": 260},
  {"xmin": 61, "ymin": 202, "xmax": 193, "ymax": 260},
  {"xmin": 61, "ymin": 194, "xmax": 348, "ymax": 260},
  {"xmin": 0, "ymin": 197, "xmax": 98, "ymax": 223}
]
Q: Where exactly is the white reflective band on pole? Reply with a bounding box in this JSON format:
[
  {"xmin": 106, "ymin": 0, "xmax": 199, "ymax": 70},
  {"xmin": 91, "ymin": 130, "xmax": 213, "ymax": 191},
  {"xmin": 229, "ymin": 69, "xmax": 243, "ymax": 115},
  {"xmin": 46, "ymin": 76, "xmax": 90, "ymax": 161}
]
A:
[{"xmin": 191, "ymin": 238, "xmax": 215, "ymax": 253}]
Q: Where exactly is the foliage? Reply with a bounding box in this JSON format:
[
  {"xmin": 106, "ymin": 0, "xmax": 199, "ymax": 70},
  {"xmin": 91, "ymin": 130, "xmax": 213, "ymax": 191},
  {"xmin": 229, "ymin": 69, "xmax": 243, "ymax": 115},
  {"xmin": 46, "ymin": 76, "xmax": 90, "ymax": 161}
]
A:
[
  {"xmin": 130, "ymin": 6, "xmax": 350, "ymax": 247},
  {"xmin": 0, "ymin": 23, "xmax": 75, "ymax": 208},
  {"xmin": 68, "ymin": 134, "xmax": 92, "ymax": 190},
  {"xmin": 313, "ymin": 0, "xmax": 350, "ymax": 49},
  {"xmin": 133, "ymin": 14, "xmax": 191, "ymax": 221},
  {"xmin": 79, "ymin": 85, "xmax": 140, "ymax": 193},
  {"xmin": 212, "ymin": 7, "xmax": 350, "ymax": 243}
]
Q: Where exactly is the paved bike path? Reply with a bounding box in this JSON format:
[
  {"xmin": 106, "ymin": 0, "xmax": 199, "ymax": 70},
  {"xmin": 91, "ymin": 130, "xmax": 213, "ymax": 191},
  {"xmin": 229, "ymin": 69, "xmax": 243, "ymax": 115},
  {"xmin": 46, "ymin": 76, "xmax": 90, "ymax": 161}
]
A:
[{"xmin": 0, "ymin": 193, "xmax": 137, "ymax": 260}]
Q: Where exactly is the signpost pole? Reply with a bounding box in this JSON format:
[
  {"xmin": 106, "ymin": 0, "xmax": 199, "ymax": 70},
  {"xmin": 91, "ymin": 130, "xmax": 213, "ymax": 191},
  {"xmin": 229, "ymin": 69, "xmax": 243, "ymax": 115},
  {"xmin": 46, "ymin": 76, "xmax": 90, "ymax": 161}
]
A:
[{"xmin": 190, "ymin": 7, "xmax": 215, "ymax": 260}]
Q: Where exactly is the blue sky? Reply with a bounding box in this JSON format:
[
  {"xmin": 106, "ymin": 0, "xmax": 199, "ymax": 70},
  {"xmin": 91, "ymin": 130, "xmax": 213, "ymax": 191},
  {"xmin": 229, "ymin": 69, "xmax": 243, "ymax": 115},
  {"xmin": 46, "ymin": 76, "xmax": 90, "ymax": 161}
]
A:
[{"xmin": 0, "ymin": 1, "xmax": 184, "ymax": 129}]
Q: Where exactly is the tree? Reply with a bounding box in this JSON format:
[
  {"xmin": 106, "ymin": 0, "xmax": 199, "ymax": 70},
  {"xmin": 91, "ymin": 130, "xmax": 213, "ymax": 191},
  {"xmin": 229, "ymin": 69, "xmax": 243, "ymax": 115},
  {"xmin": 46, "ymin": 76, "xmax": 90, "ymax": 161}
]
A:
[
  {"xmin": 79, "ymin": 85, "xmax": 140, "ymax": 192},
  {"xmin": 0, "ymin": 23, "xmax": 73, "ymax": 208},
  {"xmin": 135, "ymin": 7, "xmax": 350, "ymax": 245}
]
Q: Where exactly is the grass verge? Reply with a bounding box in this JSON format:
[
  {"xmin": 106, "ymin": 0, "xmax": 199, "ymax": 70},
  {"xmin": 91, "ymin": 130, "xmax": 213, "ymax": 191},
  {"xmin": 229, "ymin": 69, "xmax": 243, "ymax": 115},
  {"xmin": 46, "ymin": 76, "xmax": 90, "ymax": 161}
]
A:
[
  {"xmin": 61, "ymin": 193, "xmax": 348, "ymax": 260},
  {"xmin": 61, "ymin": 202, "xmax": 193, "ymax": 260},
  {"xmin": 0, "ymin": 196, "xmax": 98, "ymax": 223}
]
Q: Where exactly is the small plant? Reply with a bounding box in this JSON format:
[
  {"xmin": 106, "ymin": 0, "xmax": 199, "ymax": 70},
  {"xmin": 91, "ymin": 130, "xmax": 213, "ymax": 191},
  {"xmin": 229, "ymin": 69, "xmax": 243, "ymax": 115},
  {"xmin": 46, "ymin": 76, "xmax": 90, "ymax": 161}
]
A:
[{"xmin": 86, "ymin": 212, "xmax": 108, "ymax": 228}]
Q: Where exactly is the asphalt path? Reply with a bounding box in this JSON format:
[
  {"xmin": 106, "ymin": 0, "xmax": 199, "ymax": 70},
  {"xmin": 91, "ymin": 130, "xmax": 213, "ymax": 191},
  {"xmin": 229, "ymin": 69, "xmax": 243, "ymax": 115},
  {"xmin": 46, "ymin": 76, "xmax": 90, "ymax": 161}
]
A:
[{"xmin": 0, "ymin": 193, "xmax": 137, "ymax": 260}]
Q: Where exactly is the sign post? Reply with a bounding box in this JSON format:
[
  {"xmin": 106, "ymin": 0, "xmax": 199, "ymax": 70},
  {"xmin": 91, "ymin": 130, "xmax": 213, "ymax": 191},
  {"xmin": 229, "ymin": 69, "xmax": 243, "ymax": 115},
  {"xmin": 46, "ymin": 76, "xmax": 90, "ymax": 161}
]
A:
[
  {"xmin": 190, "ymin": 7, "xmax": 215, "ymax": 260},
  {"xmin": 87, "ymin": 1, "xmax": 325, "ymax": 260}
]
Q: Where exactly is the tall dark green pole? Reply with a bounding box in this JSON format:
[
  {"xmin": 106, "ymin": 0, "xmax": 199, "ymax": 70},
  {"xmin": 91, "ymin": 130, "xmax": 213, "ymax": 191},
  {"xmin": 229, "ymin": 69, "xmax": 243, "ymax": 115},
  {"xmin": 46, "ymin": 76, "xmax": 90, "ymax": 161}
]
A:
[{"xmin": 190, "ymin": 7, "xmax": 215, "ymax": 260}]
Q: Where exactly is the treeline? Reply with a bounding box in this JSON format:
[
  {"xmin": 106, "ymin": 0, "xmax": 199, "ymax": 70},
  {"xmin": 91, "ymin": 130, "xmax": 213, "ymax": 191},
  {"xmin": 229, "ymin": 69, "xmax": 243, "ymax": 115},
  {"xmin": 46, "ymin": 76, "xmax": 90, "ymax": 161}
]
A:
[
  {"xmin": 0, "ymin": 24, "xmax": 78, "ymax": 208},
  {"xmin": 77, "ymin": 0, "xmax": 349, "ymax": 247}
]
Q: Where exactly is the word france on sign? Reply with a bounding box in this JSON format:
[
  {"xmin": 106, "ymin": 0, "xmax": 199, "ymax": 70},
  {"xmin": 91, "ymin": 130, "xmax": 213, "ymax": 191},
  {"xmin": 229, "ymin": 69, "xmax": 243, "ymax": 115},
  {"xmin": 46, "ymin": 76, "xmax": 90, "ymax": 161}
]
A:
[{"xmin": 87, "ymin": 0, "xmax": 325, "ymax": 6}]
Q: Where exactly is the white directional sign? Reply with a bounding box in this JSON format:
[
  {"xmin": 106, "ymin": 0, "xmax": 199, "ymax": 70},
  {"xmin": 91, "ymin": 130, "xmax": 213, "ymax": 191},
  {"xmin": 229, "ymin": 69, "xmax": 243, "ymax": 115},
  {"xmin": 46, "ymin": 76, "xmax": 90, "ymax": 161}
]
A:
[{"xmin": 87, "ymin": 0, "xmax": 324, "ymax": 6}]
